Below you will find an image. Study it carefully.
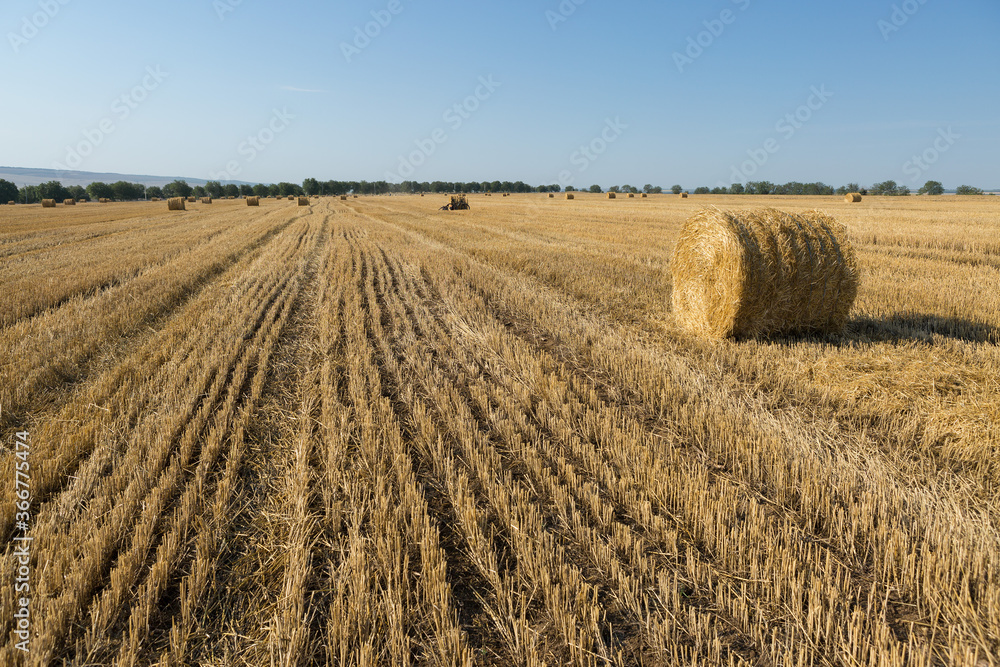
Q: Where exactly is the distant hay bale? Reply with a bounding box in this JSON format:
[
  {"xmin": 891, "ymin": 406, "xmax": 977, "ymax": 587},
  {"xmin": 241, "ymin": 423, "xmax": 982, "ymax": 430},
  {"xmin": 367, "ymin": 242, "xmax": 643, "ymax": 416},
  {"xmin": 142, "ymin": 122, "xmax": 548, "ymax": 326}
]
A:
[
  {"xmin": 150, "ymin": 197, "xmax": 161, "ymax": 202},
  {"xmin": 641, "ymin": 193, "xmax": 648, "ymax": 198},
  {"xmin": 42, "ymin": 199, "xmax": 56, "ymax": 207},
  {"xmin": 99, "ymin": 198, "xmax": 110, "ymax": 203},
  {"xmin": 628, "ymin": 193, "xmax": 635, "ymax": 198},
  {"xmin": 297, "ymin": 197, "xmax": 309, "ymax": 206},
  {"xmin": 78, "ymin": 198, "xmax": 86, "ymax": 203},
  {"xmin": 845, "ymin": 193, "xmax": 862, "ymax": 203},
  {"xmin": 340, "ymin": 195, "xmax": 347, "ymax": 200},
  {"xmin": 167, "ymin": 197, "xmax": 186, "ymax": 211},
  {"xmin": 565, "ymin": 193, "xmax": 575, "ymax": 200},
  {"xmin": 353, "ymin": 195, "xmax": 358, "ymax": 198},
  {"xmin": 187, "ymin": 197, "xmax": 196, "ymax": 202},
  {"xmin": 247, "ymin": 196, "xmax": 260, "ymax": 206},
  {"xmin": 288, "ymin": 195, "xmax": 294, "ymax": 200},
  {"xmin": 201, "ymin": 197, "xmax": 212, "ymax": 204},
  {"xmin": 607, "ymin": 192, "xmax": 616, "ymax": 199},
  {"xmin": 6, "ymin": 201, "xmax": 14, "ymax": 205},
  {"xmin": 63, "ymin": 198, "xmax": 76, "ymax": 206},
  {"xmin": 671, "ymin": 208, "xmax": 859, "ymax": 338},
  {"xmin": 679, "ymin": 192, "xmax": 689, "ymax": 199},
  {"xmin": 548, "ymin": 193, "xmax": 554, "ymax": 198}
]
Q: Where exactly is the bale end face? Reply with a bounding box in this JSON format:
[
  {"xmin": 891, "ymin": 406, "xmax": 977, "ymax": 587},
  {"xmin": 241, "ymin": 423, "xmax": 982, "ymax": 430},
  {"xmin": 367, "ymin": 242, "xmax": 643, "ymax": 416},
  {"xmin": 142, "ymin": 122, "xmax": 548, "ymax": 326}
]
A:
[
  {"xmin": 671, "ymin": 208, "xmax": 859, "ymax": 338},
  {"xmin": 167, "ymin": 197, "xmax": 186, "ymax": 211}
]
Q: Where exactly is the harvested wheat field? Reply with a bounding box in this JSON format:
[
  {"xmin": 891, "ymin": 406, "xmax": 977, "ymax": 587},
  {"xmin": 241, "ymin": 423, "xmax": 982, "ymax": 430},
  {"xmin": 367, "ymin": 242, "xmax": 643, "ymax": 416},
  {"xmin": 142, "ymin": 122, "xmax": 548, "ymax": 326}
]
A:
[{"xmin": 1, "ymin": 194, "xmax": 998, "ymax": 666}]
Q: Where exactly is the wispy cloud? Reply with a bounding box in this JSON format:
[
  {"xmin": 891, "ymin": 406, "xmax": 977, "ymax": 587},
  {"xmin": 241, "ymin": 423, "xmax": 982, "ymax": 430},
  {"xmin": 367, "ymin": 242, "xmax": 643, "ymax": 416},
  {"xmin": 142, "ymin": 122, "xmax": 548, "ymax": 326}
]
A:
[{"xmin": 281, "ymin": 86, "xmax": 328, "ymax": 93}]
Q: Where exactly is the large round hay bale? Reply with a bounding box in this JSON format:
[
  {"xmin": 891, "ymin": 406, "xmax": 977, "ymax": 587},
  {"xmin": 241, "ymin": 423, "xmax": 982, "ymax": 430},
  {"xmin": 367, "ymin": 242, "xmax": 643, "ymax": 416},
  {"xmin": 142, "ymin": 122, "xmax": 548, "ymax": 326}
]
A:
[
  {"xmin": 63, "ymin": 198, "xmax": 76, "ymax": 206},
  {"xmin": 845, "ymin": 192, "xmax": 862, "ymax": 203},
  {"xmin": 7, "ymin": 201, "xmax": 14, "ymax": 205},
  {"xmin": 150, "ymin": 197, "xmax": 161, "ymax": 202},
  {"xmin": 340, "ymin": 195, "xmax": 347, "ymax": 200},
  {"xmin": 628, "ymin": 193, "xmax": 635, "ymax": 198},
  {"xmin": 679, "ymin": 192, "xmax": 689, "ymax": 199},
  {"xmin": 246, "ymin": 196, "xmax": 260, "ymax": 206},
  {"xmin": 565, "ymin": 193, "xmax": 575, "ymax": 200},
  {"xmin": 187, "ymin": 196, "xmax": 196, "ymax": 202},
  {"xmin": 297, "ymin": 196, "xmax": 309, "ymax": 206},
  {"xmin": 607, "ymin": 192, "xmax": 616, "ymax": 199},
  {"xmin": 671, "ymin": 208, "xmax": 859, "ymax": 338},
  {"xmin": 167, "ymin": 197, "xmax": 186, "ymax": 211},
  {"xmin": 201, "ymin": 197, "xmax": 212, "ymax": 204},
  {"xmin": 42, "ymin": 199, "xmax": 56, "ymax": 207}
]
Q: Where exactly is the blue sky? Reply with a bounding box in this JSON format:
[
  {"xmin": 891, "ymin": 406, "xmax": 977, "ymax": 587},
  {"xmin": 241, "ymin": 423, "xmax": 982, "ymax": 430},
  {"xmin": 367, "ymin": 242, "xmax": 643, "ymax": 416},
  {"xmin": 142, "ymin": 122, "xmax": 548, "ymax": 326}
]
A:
[{"xmin": 1, "ymin": 0, "xmax": 997, "ymax": 189}]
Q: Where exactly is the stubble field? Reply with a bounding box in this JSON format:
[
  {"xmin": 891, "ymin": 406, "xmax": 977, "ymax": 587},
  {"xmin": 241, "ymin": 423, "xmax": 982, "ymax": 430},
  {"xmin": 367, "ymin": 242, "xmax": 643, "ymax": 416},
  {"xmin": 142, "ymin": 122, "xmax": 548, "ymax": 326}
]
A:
[{"xmin": 1, "ymin": 193, "xmax": 998, "ymax": 666}]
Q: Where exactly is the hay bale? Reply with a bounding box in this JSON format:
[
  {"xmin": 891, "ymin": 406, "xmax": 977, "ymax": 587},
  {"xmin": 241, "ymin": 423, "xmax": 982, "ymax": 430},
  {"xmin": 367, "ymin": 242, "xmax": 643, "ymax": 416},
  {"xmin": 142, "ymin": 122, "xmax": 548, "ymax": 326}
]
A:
[
  {"xmin": 565, "ymin": 193, "xmax": 575, "ymax": 200},
  {"xmin": 671, "ymin": 208, "xmax": 859, "ymax": 338},
  {"xmin": 187, "ymin": 197, "xmax": 196, "ymax": 202},
  {"xmin": 845, "ymin": 193, "xmax": 862, "ymax": 203},
  {"xmin": 288, "ymin": 195, "xmax": 294, "ymax": 200},
  {"xmin": 297, "ymin": 197, "xmax": 309, "ymax": 206},
  {"xmin": 548, "ymin": 193, "xmax": 555, "ymax": 198},
  {"xmin": 628, "ymin": 193, "xmax": 635, "ymax": 198},
  {"xmin": 150, "ymin": 197, "xmax": 161, "ymax": 202},
  {"xmin": 7, "ymin": 201, "xmax": 15, "ymax": 205},
  {"xmin": 353, "ymin": 195, "xmax": 358, "ymax": 198},
  {"xmin": 42, "ymin": 199, "xmax": 56, "ymax": 207},
  {"xmin": 679, "ymin": 192, "xmax": 689, "ymax": 199},
  {"xmin": 340, "ymin": 195, "xmax": 347, "ymax": 200},
  {"xmin": 202, "ymin": 197, "xmax": 212, "ymax": 204},
  {"xmin": 641, "ymin": 193, "xmax": 648, "ymax": 198},
  {"xmin": 247, "ymin": 196, "xmax": 260, "ymax": 206},
  {"xmin": 167, "ymin": 197, "xmax": 186, "ymax": 211},
  {"xmin": 607, "ymin": 192, "xmax": 616, "ymax": 199},
  {"xmin": 63, "ymin": 198, "xmax": 76, "ymax": 206},
  {"xmin": 78, "ymin": 199, "xmax": 87, "ymax": 203}
]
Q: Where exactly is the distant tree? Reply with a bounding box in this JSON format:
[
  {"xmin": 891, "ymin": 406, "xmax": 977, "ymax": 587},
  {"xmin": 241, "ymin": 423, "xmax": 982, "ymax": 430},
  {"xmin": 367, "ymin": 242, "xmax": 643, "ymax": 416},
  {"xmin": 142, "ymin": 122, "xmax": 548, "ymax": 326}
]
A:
[
  {"xmin": 608, "ymin": 185, "xmax": 621, "ymax": 193},
  {"xmin": 897, "ymin": 184, "xmax": 911, "ymax": 196},
  {"xmin": 642, "ymin": 184, "xmax": 653, "ymax": 194},
  {"xmin": 239, "ymin": 184, "xmax": 254, "ymax": 197},
  {"xmin": 268, "ymin": 184, "xmax": 280, "ymax": 197},
  {"xmin": 710, "ymin": 186, "xmax": 726, "ymax": 194},
  {"xmin": 956, "ymin": 185, "xmax": 984, "ymax": 195},
  {"xmin": 109, "ymin": 181, "xmax": 143, "ymax": 201},
  {"xmin": 565, "ymin": 185, "xmax": 577, "ymax": 192},
  {"xmin": 671, "ymin": 185, "xmax": 683, "ymax": 195},
  {"xmin": 589, "ymin": 184, "xmax": 603, "ymax": 193},
  {"xmin": 193, "ymin": 185, "xmax": 207, "ymax": 198},
  {"xmin": 651, "ymin": 186, "xmax": 663, "ymax": 194},
  {"xmin": 729, "ymin": 183, "xmax": 745, "ymax": 195},
  {"xmin": 223, "ymin": 183, "xmax": 240, "ymax": 198},
  {"xmin": 870, "ymin": 180, "xmax": 900, "ymax": 196},
  {"xmin": 918, "ymin": 180, "xmax": 944, "ymax": 195},
  {"xmin": 252, "ymin": 184, "xmax": 269, "ymax": 197},
  {"xmin": 86, "ymin": 182, "xmax": 113, "ymax": 201},
  {"xmin": 145, "ymin": 186, "xmax": 164, "ymax": 199},
  {"xmin": 19, "ymin": 185, "xmax": 41, "ymax": 204},
  {"xmin": 694, "ymin": 186, "xmax": 710, "ymax": 194},
  {"xmin": 39, "ymin": 180, "xmax": 70, "ymax": 201},
  {"xmin": 0, "ymin": 179, "xmax": 18, "ymax": 203},
  {"xmin": 163, "ymin": 180, "xmax": 193, "ymax": 198},
  {"xmin": 836, "ymin": 182, "xmax": 860, "ymax": 196},
  {"xmin": 205, "ymin": 181, "xmax": 223, "ymax": 198},
  {"xmin": 303, "ymin": 178, "xmax": 320, "ymax": 196}
]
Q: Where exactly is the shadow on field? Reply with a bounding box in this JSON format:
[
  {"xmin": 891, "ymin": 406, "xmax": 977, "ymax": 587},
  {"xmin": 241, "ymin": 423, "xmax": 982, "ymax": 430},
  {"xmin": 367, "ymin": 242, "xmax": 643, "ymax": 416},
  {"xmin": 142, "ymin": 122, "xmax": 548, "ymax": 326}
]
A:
[{"xmin": 756, "ymin": 313, "xmax": 999, "ymax": 346}]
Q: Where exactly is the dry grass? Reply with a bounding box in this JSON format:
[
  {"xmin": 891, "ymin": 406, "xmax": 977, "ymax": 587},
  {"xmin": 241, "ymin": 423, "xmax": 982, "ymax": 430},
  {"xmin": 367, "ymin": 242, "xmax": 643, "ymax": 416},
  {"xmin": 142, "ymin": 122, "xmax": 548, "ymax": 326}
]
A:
[{"xmin": 1, "ymin": 194, "xmax": 997, "ymax": 665}]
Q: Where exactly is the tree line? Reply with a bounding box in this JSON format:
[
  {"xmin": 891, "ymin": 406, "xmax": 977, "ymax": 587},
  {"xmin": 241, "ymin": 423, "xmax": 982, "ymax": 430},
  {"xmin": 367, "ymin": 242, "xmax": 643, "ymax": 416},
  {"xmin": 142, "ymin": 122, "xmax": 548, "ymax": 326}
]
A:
[{"xmin": 0, "ymin": 177, "xmax": 988, "ymax": 204}]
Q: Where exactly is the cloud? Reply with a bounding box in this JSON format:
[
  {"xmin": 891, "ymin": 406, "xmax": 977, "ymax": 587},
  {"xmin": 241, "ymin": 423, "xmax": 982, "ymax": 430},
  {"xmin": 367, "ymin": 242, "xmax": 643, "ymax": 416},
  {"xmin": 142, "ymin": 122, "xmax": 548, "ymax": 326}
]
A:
[{"xmin": 281, "ymin": 86, "xmax": 328, "ymax": 93}]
